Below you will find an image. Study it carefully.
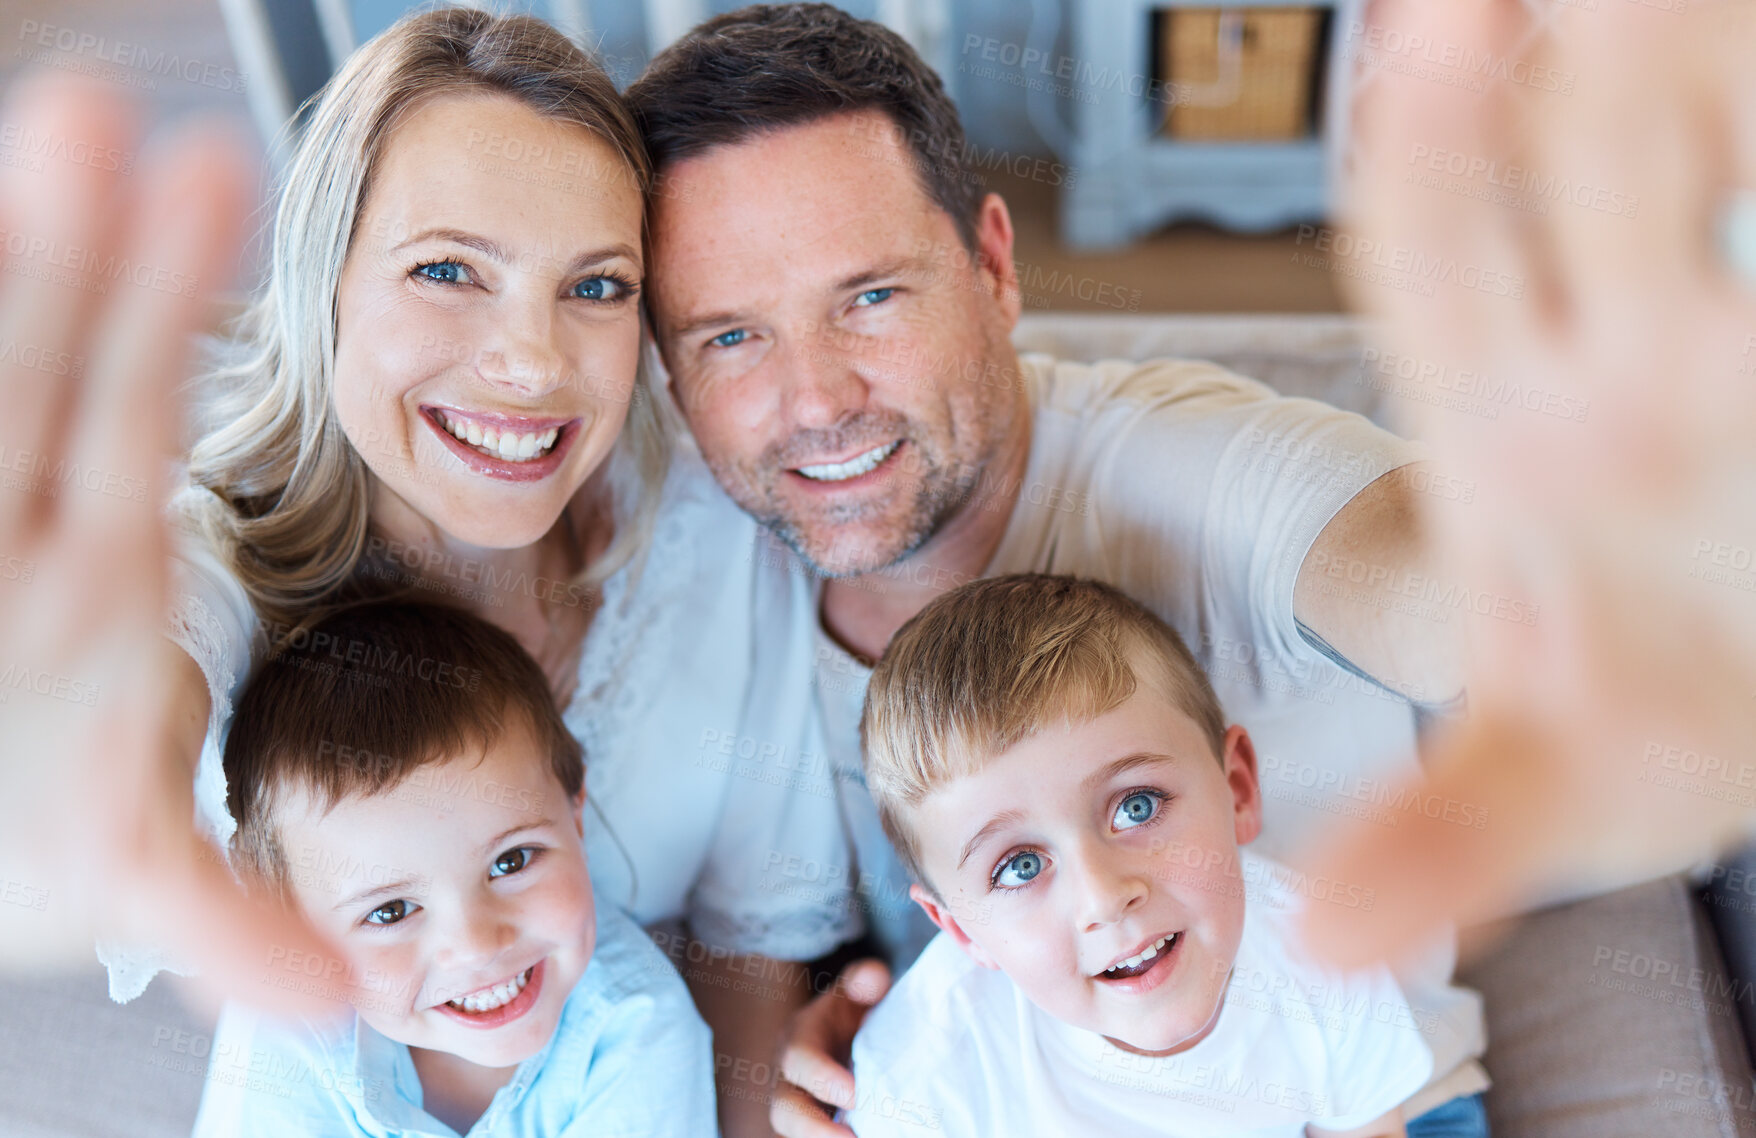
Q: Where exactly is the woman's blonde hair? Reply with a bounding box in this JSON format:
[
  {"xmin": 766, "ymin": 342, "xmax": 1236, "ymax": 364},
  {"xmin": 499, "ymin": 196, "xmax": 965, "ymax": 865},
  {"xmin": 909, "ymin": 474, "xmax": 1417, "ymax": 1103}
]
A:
[{"xmin": 185, "ymin": 6, "xmax": 669, "ymax": 628}]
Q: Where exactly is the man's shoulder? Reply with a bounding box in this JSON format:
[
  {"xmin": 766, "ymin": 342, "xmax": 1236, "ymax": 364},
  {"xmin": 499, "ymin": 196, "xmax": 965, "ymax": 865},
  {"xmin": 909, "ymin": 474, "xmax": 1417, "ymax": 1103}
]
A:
[{"xmin": 1024, "ymin": 352, "xmax": 1281, "ymax": 419}]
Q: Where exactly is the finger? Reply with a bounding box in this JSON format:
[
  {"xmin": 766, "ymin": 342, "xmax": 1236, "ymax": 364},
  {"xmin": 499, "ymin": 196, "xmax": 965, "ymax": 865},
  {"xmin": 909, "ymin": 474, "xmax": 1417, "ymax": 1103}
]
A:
[
  {"xmin": 147, "ymin": 834, "xmax": 357, "ymax": 1024},
  {"xmin": 835, "ymin": 957, "xmax": 892, "ymax": 1007},
  {"xmin": 770, "ymin": 1080, "xmax": 855, "ymax": 1138},
  {"xmin": 1300, "ymin": 711, "xmax": 1567, "ymax": 968},
  {"xmin": 56, "ymin": 114, "xmax": 253, "ymax": 625},
  {"xmin": 779, "ymin": 1035, "xmax": 858, "ymax": 1112},
  {"xmin": 1339, "ymin": 0, "xmax": 1537, "ymax": 387},
  {"xmin": 0, "ymin": 72, "xmax": 139, "ymax": 538}
]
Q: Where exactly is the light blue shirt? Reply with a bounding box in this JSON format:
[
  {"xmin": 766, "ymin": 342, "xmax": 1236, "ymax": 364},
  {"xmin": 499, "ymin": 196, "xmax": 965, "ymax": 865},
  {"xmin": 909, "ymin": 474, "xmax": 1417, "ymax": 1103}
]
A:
[{"xmin": 191, "ymin": 904, "xmax": 716, "ymax": 1137}]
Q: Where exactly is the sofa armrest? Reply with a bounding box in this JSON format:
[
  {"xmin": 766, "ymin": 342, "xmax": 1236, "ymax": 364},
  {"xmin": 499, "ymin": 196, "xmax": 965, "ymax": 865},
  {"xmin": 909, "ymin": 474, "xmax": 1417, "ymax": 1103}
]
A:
[
  {"xmin": 1459, "ymin": 874, "xmax": 1756, "ymax": 1137},
  {"xmin": 0, "ymin": 963, "xmax": 214, "ymax": 1138}
]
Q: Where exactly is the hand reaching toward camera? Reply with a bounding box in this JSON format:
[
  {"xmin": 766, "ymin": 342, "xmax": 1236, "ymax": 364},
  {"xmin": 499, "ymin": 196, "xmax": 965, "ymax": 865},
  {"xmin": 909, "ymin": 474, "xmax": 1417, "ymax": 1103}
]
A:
[
  {"xmin": 0, "ymin": 72, "xmax": 348, "ymax": 1014},
  {"xmin": 1305, "ymin": 0, "xmax": 1756, "ymax": 964},
  {"xmin": 771, "ymin": 959, "xmax": 892, "ymax": 1138}
]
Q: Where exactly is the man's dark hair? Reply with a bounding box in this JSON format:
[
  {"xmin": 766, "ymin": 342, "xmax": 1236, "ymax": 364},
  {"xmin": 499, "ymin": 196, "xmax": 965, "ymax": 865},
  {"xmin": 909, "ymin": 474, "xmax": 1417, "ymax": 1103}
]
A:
[
  {"xmin": 626, "ymin": 2, "xmax": 985, "ymax": 250},
  {"xmin": 223, "ymin": 599, "xmax": 583, "ymax": 895}
]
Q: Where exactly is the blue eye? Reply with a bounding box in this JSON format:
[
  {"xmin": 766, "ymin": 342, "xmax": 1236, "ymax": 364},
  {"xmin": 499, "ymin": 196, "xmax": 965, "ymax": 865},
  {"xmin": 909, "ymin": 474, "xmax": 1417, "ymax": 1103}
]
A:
[
  {"xmin": 993, "ymin": 850, "xmax": 1045, "ymax": 889},
  {"xmin": 414, "ymin": 261, "xmax": 471, "ymax": 285},
  {"xmin": 490, "ymin": 847, "xmax": 535, "ymax": 878},
  {"xmin": 364, "ymin": 899, "xmax": 418, "ymax": 926},
  {"xmin": 853, "ymin": 287, "xmax": 894, "ymax": 307},
  {"xmin": 710, "ymin": 329, "xmax": 747, "ymax": 349},
  {"xmin": 1113, "ymin": 792, "xmax": 1162, "ymax": 830},
  {"xmin": 573, "ymin": 275, "xmax": 629, "ymax": 301}
]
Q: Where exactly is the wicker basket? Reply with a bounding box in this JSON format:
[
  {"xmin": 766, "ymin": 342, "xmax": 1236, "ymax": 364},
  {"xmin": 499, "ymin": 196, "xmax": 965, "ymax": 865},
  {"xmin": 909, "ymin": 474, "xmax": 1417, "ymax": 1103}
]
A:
[{"xmin": 1161, "ymin": 7, "xmax": 1323, "ymax": 141}]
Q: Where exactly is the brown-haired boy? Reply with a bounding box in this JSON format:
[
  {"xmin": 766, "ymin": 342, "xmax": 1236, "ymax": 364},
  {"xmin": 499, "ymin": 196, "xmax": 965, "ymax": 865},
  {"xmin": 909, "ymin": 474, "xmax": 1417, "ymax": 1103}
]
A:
[{"xmin": 192, "ymin": 600, "xmax": 714, "ymax": 1137}]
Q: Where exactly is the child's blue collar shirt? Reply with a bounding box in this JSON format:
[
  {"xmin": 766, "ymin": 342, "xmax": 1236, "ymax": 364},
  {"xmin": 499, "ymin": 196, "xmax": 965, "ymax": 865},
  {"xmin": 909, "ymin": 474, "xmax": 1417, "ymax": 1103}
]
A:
[{"xmin": 191, "ymin": 904, "xmax": 717, "ymax": 1138}]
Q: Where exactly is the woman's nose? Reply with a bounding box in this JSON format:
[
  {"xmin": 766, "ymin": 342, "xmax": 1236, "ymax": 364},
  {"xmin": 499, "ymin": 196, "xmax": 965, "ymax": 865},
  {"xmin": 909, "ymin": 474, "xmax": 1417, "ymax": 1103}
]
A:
[{"xmin": 475, "ymin": 298, "xmax": 567, "ymax": 397}]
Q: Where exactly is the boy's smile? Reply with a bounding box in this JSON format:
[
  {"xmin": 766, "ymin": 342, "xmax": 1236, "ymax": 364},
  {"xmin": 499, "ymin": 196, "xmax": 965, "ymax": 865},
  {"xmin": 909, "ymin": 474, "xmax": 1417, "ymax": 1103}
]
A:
[
  {"xmin": 275, "ymin": 713, "xmax": 596, "ymax": 1070},
  {"xmin": 908, "ymin": 654, "xmax": 1263, "ymax": 1055}
]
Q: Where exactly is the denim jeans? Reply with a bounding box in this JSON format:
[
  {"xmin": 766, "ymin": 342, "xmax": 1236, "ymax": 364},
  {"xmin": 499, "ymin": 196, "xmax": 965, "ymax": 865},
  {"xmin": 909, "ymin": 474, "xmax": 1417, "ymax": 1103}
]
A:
[{"xmin": 1405, "ymin": 1092, "xmax": 1490, "ymax": 1138}]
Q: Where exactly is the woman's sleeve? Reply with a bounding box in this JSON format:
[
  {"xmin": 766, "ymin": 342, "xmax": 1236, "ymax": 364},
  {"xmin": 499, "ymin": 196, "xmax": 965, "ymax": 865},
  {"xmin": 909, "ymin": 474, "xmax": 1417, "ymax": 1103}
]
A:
[{"xmin": 95, "ymin": 495, "xmax": 258, "ymax": 1001}]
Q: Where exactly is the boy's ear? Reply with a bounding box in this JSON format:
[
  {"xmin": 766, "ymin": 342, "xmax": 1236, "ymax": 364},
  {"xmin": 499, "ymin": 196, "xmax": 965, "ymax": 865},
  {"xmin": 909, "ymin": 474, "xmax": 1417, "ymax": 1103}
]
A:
[
  {"xmin": 1222, "ymin": 725, "xmax": 1264, "ymax": 846},
  {"xmin": 571, "ymin": 787, "xmax": 587, "ymax": 839},
  {"xmin": 910, "ymin": 883, "xmax": 1000, "ymax": 970}
]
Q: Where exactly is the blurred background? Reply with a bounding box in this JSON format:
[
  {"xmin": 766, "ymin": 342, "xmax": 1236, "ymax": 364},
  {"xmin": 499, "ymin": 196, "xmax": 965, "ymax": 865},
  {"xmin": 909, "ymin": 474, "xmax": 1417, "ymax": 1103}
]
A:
[{"xmin": 0, "ymin": 0, "xmax": 1356, "ymax": 311}]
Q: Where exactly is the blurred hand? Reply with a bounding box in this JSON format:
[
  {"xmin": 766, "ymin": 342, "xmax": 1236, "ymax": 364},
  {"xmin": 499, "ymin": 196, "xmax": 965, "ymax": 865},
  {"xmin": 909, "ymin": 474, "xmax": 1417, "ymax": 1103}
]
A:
[
  {"xmin": 0, "ymin": 72, "xmax": 348, "ymax": 1014},
  {"xmin": 771, "ymin": 959, "xmax": 891, "ymax": 1138},
  {"xmin": 1306, "ymin": 0, "xmax": 1756, "ymax": 964}
]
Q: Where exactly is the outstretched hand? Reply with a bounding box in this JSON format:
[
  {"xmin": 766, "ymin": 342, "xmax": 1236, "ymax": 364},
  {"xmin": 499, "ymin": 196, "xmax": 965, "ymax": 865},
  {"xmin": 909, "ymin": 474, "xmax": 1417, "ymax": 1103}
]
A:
[
  {"xmin": 0, "ymin": 72, "xmax": 350, "ymax": 1015},
  {"xmin": 1305, "ymin": 0, "xmax": 1756, "ymax": 964}
]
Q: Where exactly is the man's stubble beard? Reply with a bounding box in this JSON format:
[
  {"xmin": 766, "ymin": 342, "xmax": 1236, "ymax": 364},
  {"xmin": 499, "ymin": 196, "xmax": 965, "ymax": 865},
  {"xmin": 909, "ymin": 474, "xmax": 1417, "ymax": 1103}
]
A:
[{"xmin": 710, "ymin": 437, "xmax": 986, "ymax": 580}]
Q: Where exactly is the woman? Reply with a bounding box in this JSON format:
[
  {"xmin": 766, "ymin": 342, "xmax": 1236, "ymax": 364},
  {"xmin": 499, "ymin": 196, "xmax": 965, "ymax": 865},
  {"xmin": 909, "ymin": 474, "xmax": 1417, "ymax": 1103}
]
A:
[{"xmin": 75, "ymin": 7, "xmax": 852, "ymax": 1005}]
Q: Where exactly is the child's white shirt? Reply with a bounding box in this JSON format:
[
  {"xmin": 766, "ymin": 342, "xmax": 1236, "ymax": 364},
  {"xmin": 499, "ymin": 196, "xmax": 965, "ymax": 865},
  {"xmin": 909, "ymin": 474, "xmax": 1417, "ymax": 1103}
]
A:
[{"xmin": 848, "ymin": 850, "xmax": 1432, "ymax": 1138}]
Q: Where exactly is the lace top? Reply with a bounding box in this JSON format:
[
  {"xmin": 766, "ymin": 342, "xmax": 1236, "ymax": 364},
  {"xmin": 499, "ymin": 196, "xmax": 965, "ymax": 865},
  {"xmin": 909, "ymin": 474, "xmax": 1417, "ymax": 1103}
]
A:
[{"xmin": 98, "ymin": 450, "xmax": 861, "ymax": 1001}]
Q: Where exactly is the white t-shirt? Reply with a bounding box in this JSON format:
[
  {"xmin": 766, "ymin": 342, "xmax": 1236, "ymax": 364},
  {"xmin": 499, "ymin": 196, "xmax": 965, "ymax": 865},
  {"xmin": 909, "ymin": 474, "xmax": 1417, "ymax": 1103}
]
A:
[
  {"xmin": 100, "ymin": 449, "xmax": 858, "ymax": 1001},
  {"xmin": 751, "ymin": 354, "xmax": 1487, "ymax": 1115},
  {"xmin": 847, "ymin": 851, "xmax": 1433, "ymax": 1138}
]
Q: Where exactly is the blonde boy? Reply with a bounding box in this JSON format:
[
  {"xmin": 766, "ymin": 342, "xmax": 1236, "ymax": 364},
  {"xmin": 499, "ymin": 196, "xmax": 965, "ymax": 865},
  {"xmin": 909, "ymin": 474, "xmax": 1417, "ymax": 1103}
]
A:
[{"xmin": 850, "ymin": 575, "xmax": 1486, "ymax": 1138}]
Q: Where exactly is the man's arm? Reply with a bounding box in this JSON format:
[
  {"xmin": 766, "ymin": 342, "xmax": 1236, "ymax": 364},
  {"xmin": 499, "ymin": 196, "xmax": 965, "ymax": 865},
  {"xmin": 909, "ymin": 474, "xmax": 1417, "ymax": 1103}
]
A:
[
  {"xmin": 681, "ymin": 943, "xmax": 815, "ymax": 1138},
  {"xmin": 1292, "ymin": 464, "xmax": 1467, "ymax": 706}
]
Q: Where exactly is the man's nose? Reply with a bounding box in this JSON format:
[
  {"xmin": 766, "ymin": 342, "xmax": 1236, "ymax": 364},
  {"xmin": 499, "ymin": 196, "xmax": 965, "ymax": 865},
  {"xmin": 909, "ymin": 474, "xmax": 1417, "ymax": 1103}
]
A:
[{"xmin": 778, "ymin": 326, "xmax": 871, "ymax": 430}]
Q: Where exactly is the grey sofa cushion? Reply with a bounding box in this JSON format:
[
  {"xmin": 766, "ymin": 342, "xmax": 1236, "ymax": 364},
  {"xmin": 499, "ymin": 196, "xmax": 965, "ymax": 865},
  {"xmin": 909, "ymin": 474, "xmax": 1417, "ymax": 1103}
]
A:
[
  {"xmin": 0, "ymin": 963, "xmax": 214, "ymax": 1138},
  {"xmin": 1459, "ymin": 875, "xmax": 1756, "ymax": 1137}
]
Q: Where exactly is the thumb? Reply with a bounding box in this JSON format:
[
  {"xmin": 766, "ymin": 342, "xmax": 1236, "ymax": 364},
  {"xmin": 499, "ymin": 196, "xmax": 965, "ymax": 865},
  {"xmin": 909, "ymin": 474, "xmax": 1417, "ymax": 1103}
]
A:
[
  {"xmin": 143, "ymin": 841, "xmax": 358, "ymax": 1025},
  {"xmin": 1300, "ymin": 712, "xmax": 1564, "ymax": 968},
  {"xmin": 838, "ymin": 958, "xmax": 892, "ymax": 1007}
]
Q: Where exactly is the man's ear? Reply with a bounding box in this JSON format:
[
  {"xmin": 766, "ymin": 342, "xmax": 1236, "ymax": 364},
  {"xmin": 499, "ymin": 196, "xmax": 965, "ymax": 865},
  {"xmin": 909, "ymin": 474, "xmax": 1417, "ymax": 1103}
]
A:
[
  {"xmin": 911, "ymin": 883, "xmax": 1000, "ymax": 970},
  {"xmin": 971, "ymin": 192, "xmax": 1021, "ymax": 329},
  {"xmin": 1221, "ymin": 725, "xmax": 1264, "ymax": 846}
]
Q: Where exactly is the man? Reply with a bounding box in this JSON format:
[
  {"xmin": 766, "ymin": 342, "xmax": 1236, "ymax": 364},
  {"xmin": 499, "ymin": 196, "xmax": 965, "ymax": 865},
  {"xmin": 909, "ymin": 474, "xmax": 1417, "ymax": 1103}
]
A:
[{"xmin": 626, "ymin": 6, "xmax": 1485, "ymax": 1137}]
